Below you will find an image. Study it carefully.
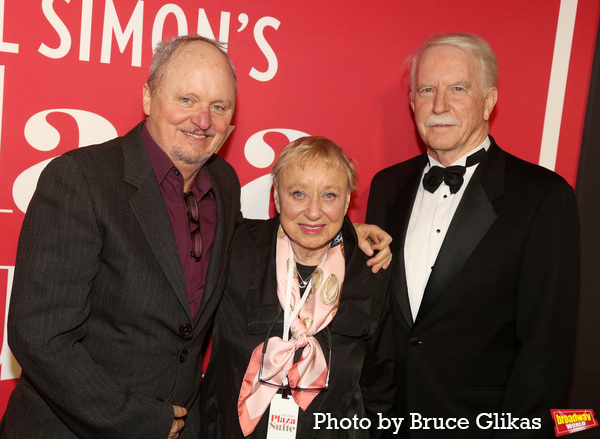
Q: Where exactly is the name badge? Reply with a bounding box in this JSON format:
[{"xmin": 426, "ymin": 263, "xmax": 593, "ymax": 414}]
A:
[{"xmin": 266, "ymin": 392, "xmax": 299, "ymax": 439}]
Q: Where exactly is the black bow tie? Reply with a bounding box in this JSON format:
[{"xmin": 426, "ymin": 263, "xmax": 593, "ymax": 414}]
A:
[{"xmin": 422, "ymin": 148, "xmax": 486, "ymax": 194}]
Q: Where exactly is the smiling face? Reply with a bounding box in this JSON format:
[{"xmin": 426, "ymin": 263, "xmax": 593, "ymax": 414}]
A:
[
  {"xmin": 143, "ymin": 40, "xmax": 236, "ymax": 176},
  {"xmin": 411, "ymin": 45, "xmax": 497, "ymax": 166},
  {"xmin": 273, "ymin": 159, "xmax": 351, "ymax": 265}
]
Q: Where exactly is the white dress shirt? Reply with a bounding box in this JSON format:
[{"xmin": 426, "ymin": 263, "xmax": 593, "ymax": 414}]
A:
[{"xmin": 404, "ymin": 137, "xmax": 490, "ymax": 320}]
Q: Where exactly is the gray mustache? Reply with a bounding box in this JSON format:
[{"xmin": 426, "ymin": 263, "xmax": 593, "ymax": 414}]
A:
[{"xmin": 425, "ymin": 115, "xmax": 461, "ymax": 127}]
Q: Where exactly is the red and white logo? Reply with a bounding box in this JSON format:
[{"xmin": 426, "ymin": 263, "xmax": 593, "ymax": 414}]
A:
[{"xmin": 551, "ymin": 409, "xmax": 598, "ymax": 436}]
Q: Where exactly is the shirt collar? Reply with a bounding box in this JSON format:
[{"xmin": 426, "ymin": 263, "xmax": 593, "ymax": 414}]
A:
[
  {"xmin": 142, "ymin": 122, "xmax": 175, "ymax": 185},
  {"xmin": 141, "ymin": 122, "xmax": 213, "ymax": 196},
  {"xmin": 428, "ymin": 136, "xmax": 491, "ymax": 168}
]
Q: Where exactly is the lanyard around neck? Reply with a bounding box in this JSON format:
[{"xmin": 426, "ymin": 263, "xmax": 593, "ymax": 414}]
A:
[{"xmin": 282, "ymin": 236, "xmax": 326, "ymax": 341}]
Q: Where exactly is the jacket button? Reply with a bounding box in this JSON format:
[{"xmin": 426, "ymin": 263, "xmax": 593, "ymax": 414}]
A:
[
  {"xmin": 179, "ymin": 323, "xmax": 193, "ymax": 337},
  {"xmin": 409, "ymin": 337, "xmax": 422, "ymax": 346},
  {"xmin": 179, "ymin": 349, "xmax": 188, "ymax": 362}
]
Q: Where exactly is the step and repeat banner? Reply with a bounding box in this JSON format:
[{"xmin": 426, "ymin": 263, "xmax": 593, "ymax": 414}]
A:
[{"xmin": 0, "ymin": 0, "xmax": 599, "ymax": 413}]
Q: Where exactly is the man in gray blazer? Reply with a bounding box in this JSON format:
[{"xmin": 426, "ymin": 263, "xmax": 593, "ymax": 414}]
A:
[{"xmin": 1, "ymin": 35, "xmax": 240, "ymax": 438}]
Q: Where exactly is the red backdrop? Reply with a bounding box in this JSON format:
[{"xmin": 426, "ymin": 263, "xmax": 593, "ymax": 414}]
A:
[{"xmin": 0, "ymin": 0, "xmax": 599, "ymax": 414}]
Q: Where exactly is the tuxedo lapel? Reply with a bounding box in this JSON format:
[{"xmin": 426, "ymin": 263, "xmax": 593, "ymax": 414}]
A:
[
  {"xmin": 387, "ymin": 156, "xmax": 427, "ymax": 328},
  {"xmin": 415, "ymin": 140, "xmax": 505, "ymax": 324},
  {"xmin": 123, "ymin": 130, "xmax": 190, "ymax": 317}
]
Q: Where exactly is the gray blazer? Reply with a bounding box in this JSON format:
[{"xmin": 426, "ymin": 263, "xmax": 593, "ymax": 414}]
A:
[{"xmin": 1, "ymin": 123, "xmax": 240, "ymax": 438}]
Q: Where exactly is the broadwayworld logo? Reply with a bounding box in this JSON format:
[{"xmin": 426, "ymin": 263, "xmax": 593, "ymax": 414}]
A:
[{"xmin": 551, "ymin": 409, "xmax": 598, "ymax": 436}]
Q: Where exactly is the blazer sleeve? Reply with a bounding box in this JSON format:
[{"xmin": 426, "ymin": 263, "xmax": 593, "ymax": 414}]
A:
[
  {"xmin": 347, "ymin": 228, "xmax": 395, "ymax": 437},
  {"xmin": 360, "ymin": 285, "xmax": 396, "ymax": 439},
  {"xmin": 365, "ymin": 171, "xmax": 389, "ymax": 228},
  {"xmin": 495, "ymin": 179, "xmax": 580, "ymax": 438},
  {"xmin": 8, "ymin": 155, "xmax": 174, "ymax": 439}
]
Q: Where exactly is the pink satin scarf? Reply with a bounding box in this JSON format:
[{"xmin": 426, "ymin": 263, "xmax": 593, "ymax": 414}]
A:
[{"xmin": 237, "ymin": 225, "xmax": 345, "ymax": 436}]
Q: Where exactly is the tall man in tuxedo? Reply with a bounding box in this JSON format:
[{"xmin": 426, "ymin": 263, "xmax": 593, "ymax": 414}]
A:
[
  {"xmin": 1, "ymin": 35, "xmax": 240, "ymax": 439},
  {"xmin": 366, "ymin": 33, "xmax": 580, "ymax": 438}
]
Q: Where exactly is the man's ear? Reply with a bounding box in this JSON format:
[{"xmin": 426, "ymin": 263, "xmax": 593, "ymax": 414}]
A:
[
  {"xmin": 483, "ymin": 87, "xmax": 498, "ymax": 121},
  {"xmin": 142, "ymin": 83, "xmax": 152, "ymax": 116}
]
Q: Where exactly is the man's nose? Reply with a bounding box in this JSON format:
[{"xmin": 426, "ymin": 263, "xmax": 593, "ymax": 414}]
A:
[
  {"xmin": 191, "ymin": 108, "xmax": 212, "ymax": 131},
  {"xmin": 432, "ymin": 91, "xmax": 450, "ymax": 114}
]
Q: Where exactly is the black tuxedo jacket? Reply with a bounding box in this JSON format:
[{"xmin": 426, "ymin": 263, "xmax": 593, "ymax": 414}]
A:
[
  {"xmin": 1, "ymin": 123, "xmax": 240, "ymax": 438},
  {"xmin": 366, "ymin": 137, "xmax": 579, "ymax": 438}
]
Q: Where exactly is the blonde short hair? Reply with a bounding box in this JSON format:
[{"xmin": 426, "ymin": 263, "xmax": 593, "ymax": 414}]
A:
[{"xmin": 271, "ymin": 136, "xmax": 357, "ymax": 192}]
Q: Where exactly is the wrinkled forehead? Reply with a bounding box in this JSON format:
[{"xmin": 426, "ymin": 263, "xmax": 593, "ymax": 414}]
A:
[{"xmin": 415, "ymin": 45, "xmax": 483, "ymax": 89}]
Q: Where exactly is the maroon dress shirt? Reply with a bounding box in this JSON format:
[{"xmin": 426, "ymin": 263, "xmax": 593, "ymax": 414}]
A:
[{"xmin": 142, "ymin": 124, "xmax": 217, "ymax": 318}]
